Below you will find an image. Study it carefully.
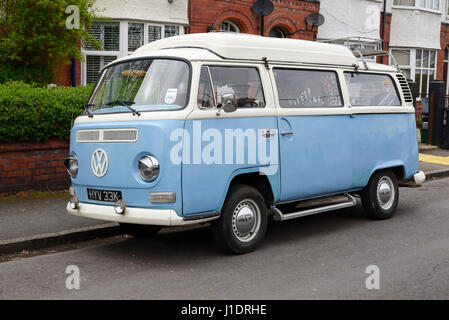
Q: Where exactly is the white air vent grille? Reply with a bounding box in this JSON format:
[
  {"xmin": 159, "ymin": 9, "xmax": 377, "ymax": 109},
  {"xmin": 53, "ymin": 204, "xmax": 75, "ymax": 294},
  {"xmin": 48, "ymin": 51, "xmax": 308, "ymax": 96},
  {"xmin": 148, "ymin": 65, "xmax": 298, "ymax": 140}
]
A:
[
  {"xmin": 76, "ymin": 129, "xmax": 138, "ymax": 143},
  {"xmin": 76, "ymin": 130, "xmax": 100, "ymax": 141},
  {"xmin": 396, "ymin": 73, "xmax": 413, "ymax": 103}
]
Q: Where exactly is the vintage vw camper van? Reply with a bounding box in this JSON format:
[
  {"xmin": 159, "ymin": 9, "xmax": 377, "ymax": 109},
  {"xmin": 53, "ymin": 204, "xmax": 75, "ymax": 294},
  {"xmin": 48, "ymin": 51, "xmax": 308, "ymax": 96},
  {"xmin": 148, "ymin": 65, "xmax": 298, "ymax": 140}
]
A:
[{"xmin": 65, "ymin": 33, "xmax": 425, "ymax": 253}]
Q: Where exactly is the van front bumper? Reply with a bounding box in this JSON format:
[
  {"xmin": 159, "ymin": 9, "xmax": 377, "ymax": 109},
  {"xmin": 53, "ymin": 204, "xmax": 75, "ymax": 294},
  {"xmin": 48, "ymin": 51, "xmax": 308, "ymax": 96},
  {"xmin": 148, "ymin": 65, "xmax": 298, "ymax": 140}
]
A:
[{"xmin": 66, "ymin": 202, "xmax": 218, "ymax": 226}]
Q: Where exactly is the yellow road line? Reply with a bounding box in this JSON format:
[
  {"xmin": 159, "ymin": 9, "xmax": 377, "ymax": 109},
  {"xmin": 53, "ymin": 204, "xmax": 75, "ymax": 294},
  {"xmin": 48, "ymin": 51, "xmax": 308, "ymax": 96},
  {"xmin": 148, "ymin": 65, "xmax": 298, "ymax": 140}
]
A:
[{"xmin": 419, "ymin": 154, "xmax": 449, "ymax": 166}]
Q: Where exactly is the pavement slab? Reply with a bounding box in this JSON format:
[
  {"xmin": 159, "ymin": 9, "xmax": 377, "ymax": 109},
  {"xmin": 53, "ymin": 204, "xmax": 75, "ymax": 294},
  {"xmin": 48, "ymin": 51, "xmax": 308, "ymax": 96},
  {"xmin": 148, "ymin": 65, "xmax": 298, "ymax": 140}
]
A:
[{"xmin": 0, "ymin": 194, "xmax": 110, "ymax": 241}]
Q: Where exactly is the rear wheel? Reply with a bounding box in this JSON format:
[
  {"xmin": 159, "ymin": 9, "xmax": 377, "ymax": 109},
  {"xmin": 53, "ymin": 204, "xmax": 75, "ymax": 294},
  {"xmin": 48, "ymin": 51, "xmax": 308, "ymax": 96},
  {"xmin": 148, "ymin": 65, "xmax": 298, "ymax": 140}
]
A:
[
  {"xmin": 361, "ymin": 170, "xmax": 399, "ymax": 220},
  {"xmin": 119, "ymin": 223, "xmax": 162, "ymax": 238},
  {"xmin": 212, "ymin": 184, "xmax": 268, "ymax": 254}
]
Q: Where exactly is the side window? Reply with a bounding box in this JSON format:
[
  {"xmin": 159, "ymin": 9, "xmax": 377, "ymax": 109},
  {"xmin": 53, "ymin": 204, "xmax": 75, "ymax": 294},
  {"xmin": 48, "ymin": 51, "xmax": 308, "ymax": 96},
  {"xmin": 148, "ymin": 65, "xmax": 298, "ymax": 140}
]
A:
[
  {"xmin": 199, "ymin": 66, "xmax": 265, "ymax": 109},
  {"xmin": 273, "ymin": 68, "xmax": 343, "ymax": 108},
  {"xmin": 344, "ymin": 73, "xmax": 401, "ymax": 107}
]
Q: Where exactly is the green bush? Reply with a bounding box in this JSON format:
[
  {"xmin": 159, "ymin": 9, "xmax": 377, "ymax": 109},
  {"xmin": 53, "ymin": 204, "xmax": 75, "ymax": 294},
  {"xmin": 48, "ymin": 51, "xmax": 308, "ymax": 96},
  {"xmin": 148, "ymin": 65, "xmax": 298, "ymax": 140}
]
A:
[{"xmin": 0, "ymin": 81, "xmax": 93, "ymax": 142}]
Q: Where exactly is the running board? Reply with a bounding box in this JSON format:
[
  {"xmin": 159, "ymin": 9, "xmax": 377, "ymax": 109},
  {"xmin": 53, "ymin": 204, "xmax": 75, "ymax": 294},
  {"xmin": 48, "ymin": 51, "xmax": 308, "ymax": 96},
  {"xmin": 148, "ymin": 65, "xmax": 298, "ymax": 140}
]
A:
[{"xmin": 272, "ymin": 193, "xmax": 357, "ymax": 222}]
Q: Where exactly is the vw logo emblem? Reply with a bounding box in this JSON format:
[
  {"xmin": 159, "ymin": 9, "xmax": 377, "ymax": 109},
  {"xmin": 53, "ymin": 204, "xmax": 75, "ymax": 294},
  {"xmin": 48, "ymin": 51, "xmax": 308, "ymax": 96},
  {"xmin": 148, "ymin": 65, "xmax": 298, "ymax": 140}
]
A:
[{"xmin": 91, "ymin": 148, "xmax": 109, "ymax": 178}]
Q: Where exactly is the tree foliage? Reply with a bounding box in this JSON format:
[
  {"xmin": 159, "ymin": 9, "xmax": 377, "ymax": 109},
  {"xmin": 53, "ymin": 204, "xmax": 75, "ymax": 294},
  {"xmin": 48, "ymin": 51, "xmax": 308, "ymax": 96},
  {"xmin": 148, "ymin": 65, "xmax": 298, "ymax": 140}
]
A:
[{"xmin": 0, "ymin": 0, "xmax": 100, "ymax": 85}]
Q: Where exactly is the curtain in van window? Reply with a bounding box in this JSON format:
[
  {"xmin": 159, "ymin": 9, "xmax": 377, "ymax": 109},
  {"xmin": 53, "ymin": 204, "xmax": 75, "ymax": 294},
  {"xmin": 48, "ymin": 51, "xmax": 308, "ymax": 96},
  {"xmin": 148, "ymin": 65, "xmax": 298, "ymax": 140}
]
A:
[
  {"xmin": 273, "ymin": 69, "xmax": 343, "ymax": 108},
  {"xmin": 344, "ymin": 73, "xmax": 401, "ymax": 107}
]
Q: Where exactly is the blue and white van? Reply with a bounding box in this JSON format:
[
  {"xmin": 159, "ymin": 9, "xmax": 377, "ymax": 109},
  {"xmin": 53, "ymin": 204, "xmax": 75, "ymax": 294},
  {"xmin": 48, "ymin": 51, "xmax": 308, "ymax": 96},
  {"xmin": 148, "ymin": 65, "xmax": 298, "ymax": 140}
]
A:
[{"xmin": 65, "ymin": 33, "xmax": 425, "ymax": 253}]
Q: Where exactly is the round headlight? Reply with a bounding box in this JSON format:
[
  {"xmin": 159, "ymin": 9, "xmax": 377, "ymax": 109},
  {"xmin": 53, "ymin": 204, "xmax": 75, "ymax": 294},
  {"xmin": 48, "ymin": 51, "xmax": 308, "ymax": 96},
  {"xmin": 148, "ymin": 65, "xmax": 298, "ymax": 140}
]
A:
[
  {"xmin": 138, "ymin": 155, "xmax": 159, "ymax": 181},
  {"xmin": 114, "ymin": 200, "xmax": 126, "ymax": 215},
  {"xmin": 64, "ymin": 155, "xmax": 78, "ymax": 178},
  {"xmin": 69, "ymin": 196, "xmax": 79, "ymax": 210}
]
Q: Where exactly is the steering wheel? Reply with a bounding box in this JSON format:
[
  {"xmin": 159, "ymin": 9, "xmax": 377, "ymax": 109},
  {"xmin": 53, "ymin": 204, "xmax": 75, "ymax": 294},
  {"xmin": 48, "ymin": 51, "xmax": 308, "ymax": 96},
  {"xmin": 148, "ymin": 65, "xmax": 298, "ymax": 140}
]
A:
[{"xmin": 237, "ymin": 100, "xmax": 259, "ymax": 108}]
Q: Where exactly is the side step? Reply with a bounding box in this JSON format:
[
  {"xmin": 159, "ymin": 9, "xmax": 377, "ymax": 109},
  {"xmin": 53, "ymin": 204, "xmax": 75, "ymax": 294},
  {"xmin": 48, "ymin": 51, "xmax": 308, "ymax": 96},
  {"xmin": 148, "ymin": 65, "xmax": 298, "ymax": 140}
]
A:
[{"xmin": 272, "ymin": 193, "xmax": 357, "ymax": 222}]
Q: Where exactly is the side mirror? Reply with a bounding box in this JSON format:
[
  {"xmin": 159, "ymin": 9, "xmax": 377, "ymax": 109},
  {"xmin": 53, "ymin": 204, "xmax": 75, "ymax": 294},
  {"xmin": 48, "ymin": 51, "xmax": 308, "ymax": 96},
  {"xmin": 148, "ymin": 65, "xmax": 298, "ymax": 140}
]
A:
[{"xmin": 217, "ymin": 94, "xmax": 237, "ymax": 116}]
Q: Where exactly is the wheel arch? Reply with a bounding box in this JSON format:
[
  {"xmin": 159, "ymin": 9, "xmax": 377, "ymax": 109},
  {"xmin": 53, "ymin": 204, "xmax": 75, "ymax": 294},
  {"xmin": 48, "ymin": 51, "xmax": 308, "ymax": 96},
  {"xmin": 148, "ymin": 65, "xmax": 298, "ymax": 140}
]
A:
[
  {"xmin": 367, "ymin": 161, "xmax": 406, "ymax": 186},
  {"xmin": 219, "ymin": 168, "xmax": 279, "ymax": 211}
]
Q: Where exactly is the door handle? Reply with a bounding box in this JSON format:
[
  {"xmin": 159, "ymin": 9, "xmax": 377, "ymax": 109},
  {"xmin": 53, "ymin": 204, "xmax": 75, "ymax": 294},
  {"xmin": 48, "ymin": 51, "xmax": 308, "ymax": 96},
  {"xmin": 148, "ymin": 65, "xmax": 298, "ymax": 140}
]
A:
[{"xmin": 281, "ymin": 131, "xmax": 294, "ymax": 136}]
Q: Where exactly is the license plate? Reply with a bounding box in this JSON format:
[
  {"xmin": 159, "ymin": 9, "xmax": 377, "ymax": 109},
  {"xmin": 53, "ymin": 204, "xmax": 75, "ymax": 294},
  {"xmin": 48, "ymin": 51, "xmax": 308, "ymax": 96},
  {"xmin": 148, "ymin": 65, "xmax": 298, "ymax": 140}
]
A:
[{"xmin": 87, "ymin": 188, "xmax": 122, "ymax": 202}]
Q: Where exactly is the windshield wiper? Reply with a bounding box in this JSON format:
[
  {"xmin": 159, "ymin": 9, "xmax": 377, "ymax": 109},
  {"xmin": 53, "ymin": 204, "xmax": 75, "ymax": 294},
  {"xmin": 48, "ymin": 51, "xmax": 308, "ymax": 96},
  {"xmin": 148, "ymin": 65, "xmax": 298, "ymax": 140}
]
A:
[
  {"xmin": 106, "ymin": 100, "xmax": 141, "ymax": 116},
  {"xmin": 82, "ymin": 104, "xmax": 95, "ymax": 118}
]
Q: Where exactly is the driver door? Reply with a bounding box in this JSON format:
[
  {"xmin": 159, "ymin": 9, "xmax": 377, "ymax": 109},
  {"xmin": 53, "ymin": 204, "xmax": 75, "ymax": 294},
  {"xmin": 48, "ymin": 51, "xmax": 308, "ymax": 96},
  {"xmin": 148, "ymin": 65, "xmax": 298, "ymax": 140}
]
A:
[{"xmin": 181, "ymin": 64, "xmax": 278, "ymax": 215}]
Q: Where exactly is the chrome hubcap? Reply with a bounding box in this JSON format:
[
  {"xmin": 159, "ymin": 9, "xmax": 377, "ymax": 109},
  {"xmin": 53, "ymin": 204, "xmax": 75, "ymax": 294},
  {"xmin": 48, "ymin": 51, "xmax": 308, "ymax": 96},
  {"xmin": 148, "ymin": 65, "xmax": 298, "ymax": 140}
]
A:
[
  {"xmin": 232, "ymin": 199, "xmax": 261, "ymax": 242},
  {"xmin": 377, "ymin": 176, "xmax": 395, "ymax": 210}
]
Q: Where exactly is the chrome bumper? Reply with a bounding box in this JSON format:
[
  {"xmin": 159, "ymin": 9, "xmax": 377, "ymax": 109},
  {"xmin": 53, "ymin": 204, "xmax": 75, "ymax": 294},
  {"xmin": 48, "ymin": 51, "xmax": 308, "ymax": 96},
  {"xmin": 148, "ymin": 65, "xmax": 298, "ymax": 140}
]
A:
[{"xmin": 66, "ymin": 202, "xmax": 218, "ymax": 226}]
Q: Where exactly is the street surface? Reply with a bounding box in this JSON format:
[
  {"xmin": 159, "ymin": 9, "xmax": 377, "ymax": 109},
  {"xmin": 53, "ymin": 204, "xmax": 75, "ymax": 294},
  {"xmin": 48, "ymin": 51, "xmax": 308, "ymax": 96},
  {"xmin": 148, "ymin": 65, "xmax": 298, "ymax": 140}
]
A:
[{"xmin": 1, "ymin": 177, "xmax": 448, "ymax": 299}]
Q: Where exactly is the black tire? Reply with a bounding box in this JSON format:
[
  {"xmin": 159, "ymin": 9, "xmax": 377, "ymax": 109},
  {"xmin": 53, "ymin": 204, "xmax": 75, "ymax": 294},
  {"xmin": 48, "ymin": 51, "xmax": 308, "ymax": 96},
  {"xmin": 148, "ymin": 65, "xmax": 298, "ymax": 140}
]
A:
[
  {"xmin": 361, "ymin": 170, "xmax": 399, "ymax": 220},
  {"xmin": 119, "ymin": 223, "xmax": 162, "ymax": 238},
  {"xmin": 211, "ymin": 184, "xmax": 268, "ymax": 254}
]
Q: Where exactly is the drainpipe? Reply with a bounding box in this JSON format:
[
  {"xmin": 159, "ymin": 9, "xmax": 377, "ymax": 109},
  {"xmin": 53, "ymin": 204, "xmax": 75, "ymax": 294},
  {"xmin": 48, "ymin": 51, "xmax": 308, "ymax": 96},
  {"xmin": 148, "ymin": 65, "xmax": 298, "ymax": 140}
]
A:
[{"xmin": 381, "ymin": 0, "xmax": 387, "ymax": 64}]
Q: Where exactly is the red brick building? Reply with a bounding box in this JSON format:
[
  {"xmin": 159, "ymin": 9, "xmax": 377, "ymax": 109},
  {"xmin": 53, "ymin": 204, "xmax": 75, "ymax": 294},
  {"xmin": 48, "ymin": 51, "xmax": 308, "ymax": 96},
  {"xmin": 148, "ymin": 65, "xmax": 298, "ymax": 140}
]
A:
[{"xmin": 188, "ymin": 0, "xmax": 320, "ymax": 40}]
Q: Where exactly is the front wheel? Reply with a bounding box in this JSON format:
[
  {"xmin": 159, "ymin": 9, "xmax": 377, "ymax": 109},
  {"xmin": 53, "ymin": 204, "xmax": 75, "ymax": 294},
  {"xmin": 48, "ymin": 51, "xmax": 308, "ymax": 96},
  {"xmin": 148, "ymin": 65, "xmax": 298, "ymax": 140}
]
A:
[
  {"xmin": 361, "ymin": 170, "xmax": 399, "ymax": 220},
  {"xmin": 211, "ymin": 184, "xmax": 268, "ymax": 254}
]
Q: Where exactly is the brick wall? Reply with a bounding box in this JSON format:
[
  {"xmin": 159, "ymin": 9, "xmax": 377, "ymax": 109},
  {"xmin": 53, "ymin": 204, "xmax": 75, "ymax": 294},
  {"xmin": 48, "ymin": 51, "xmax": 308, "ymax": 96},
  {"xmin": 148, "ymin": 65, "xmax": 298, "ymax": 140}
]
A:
[
  {"xmin": 188, "ymin": 0, "xmax": 320, "ymax": 40},
  {"xmin": 0, "ymin": 139, "xmax": 70, "ymax": 194},
  {"xmin": 53, "ymin": 59, "xmax": 82, "ymax": 87}
]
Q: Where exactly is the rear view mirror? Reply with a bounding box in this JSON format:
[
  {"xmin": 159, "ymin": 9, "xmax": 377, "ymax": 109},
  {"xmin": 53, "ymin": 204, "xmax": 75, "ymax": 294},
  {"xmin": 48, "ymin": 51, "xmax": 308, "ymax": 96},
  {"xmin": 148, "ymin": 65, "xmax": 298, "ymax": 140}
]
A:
[{"xmin": 217, "ymin": 93, "xmax": 237, "ymax": 116}]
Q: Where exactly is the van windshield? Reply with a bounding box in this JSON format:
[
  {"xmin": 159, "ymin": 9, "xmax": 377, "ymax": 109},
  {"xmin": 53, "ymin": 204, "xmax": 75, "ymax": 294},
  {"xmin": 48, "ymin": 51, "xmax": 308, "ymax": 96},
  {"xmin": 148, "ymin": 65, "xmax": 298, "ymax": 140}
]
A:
[{"xmin": 87, "ymin": 59, "xmax": 190, "ymax": 114}]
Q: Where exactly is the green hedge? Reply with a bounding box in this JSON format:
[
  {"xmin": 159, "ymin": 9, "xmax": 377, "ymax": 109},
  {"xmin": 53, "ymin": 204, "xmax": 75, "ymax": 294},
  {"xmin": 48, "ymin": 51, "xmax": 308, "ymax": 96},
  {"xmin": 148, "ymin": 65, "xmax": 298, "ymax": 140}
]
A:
[{"xmin": 0, "ymin": 81, "xmax": 93, "ymax": 142}]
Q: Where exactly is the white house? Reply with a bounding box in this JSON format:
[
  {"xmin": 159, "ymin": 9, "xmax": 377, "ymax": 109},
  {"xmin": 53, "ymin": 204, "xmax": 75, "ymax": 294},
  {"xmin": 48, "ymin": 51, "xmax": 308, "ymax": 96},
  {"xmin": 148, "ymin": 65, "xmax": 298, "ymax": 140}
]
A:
[
  {"xmin": 389, "ymin": 0, "xmax": 443, "ymax": 98},
  {"xmin": 317, "ymin": 0, "xmax": 384, "ymax": 62},
  {"xmin": 81, "ymin": 0, "xmax": 188, "ymax": 85},
  {"xmin": 319, "ymin": 0, "xmax": 449, "ymax": 99}
]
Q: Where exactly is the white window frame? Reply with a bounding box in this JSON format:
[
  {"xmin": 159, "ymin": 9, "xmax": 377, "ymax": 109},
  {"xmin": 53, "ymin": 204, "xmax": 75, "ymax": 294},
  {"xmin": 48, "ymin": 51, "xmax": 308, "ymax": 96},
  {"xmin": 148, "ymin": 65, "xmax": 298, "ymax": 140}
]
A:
[
  {"xmin": 127, "ymin": 22, "xmax": 145, "ymax": 54},
  {"xmin": 164, "ymin": 25, "xmax": 181, "ymax": 38},
  {"xmin": 390, "ymin": 48, "xmax": 437, "ymax": 100},
  {"xmin": 82, "ymin": 20, "xmax": 185, "ymax": 85},
  {"xmin": 219, "ymin": 21, "xmax": 240, "ymax": 33},
  {"xmin": 392, "ymin": 0, "xmax": 442, "ymax": 13},
  {"xmin": 146, "ymin": 22, "xmax": 164, "ymax": 46}
]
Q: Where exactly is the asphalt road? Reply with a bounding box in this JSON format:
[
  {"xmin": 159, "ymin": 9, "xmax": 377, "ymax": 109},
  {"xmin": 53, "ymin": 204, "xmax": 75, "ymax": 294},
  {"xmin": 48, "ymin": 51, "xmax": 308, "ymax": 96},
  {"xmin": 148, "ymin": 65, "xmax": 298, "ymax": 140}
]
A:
[{"xmin": 1, "ymin": 178, "xmax": 448, "ymax": 299}]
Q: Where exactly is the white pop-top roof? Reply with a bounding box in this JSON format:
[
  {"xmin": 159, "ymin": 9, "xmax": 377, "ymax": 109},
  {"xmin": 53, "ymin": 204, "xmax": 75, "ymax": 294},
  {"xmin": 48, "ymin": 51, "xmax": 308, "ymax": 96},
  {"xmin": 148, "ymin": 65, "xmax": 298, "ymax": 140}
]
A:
[{"xmin": 134, "ymin": 33, "xmax": 358, "ymax": 67}]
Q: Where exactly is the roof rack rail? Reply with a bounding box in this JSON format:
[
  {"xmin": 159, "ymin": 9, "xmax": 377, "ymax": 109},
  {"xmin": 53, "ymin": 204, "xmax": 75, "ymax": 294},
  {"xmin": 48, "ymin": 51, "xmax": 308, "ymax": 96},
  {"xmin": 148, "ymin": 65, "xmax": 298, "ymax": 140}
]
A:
[
  {"xmin": 350, "ymin": 49, "xmax": 400, "ymax": 72},
  {"xmin": 351, "ymin": 48, "xmax": 368, "ymax": 70},
  {"xmin": 319, "ymin": 36, "xmax": 383, "ymax": 50}
]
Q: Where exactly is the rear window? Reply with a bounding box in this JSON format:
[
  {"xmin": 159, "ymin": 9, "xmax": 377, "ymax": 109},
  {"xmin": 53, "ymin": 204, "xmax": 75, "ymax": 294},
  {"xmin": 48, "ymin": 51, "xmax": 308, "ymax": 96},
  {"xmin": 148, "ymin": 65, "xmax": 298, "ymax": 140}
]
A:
[
  {"xmin": 344, "ymin": 72, "xmax": 401, "ymax": 107},
  {"xmin": 273, "ymin": 68, "xmax": 343, "ymax": 108}
]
